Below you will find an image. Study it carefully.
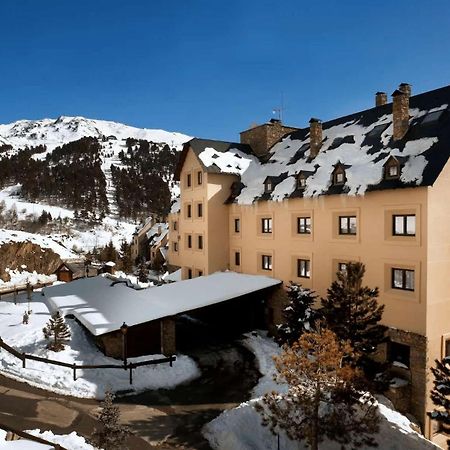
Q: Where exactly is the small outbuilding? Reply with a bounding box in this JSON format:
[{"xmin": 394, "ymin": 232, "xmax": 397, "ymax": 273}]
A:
[
  {"xmin": 53, "ymin": 262, "xmax": 84, "ymax": 282},
  {"xmin": 43, "ymin": 272, "xmax": 282, "ymax": 358}
]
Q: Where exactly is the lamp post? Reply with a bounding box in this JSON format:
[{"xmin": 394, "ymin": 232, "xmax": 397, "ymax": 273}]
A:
[{"xmin": 120, "ymin": 322, "xmax": 128, "ymax": 368}]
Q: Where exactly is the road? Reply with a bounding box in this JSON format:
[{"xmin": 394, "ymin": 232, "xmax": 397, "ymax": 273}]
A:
[{"xmin": 0, "ymin": 342, "xmax": 259, "ymax": 449}]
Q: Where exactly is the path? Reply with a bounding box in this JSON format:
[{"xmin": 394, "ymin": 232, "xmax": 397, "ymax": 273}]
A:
[{"xmin": 0, "ymin": 341, "xmax": 258, "ymax": 449}]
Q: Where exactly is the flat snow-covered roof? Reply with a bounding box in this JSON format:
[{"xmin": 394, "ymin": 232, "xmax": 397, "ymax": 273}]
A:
[{"xmin": 43, "ymin": 272, "xmax": 281, "ymax": 336}]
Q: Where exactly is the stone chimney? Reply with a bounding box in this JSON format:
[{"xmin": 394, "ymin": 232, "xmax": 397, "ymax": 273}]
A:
[
  {"xmin": 309, "ymin": 118, "xmax": 322, "ymax": 158},
  {"xmin": 398, "ymin": 82, "xmax": 412, "ymax": 97},
  {"xmin": 392, "ymin": 86, "xmax": 410, "ymax": 141},
  {"xmin": 375, "ymin": 92, "xmax": 387, "ymax": 107},
  {"xmin": 240, "ymin": 119, "xmax": 299, "ymax": 158}
]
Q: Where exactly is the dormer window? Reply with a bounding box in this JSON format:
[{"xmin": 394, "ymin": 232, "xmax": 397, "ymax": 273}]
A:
[
  {"xmin": 332, "ymin": 165, "xmax": 347, "ymax": 186},
  {"xmin": 297, "ymin": 175, "xmax": 306, "ymax": 189},
  {"xmin": 384, "ymin": 157, "xmax": 401, "ymax": 180},
  {"xmin": 264, "ymin": 179, "xmax": 273, "ymax": 193}
]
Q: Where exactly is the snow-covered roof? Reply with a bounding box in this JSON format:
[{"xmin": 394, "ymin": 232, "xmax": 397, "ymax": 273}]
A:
[
  {"xmin": 145, "ymin": 222, "xmax": 169, "ymax": 245},
  {"xmin": 43, "ymin": 272, "xmax": 281, "ymax": 336},
  {"xmin": 190, "ymin": 85, "xmax": 450, "ymax": 204},
  {"xmin": 174, "ymin": 138, "xmax": 254, "ymax": 181}
]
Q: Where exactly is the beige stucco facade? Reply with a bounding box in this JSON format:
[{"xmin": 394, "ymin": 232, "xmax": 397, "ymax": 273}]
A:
[{"xmin": 167, "ymin": 144, "xmax": 450, "ymax": 439}]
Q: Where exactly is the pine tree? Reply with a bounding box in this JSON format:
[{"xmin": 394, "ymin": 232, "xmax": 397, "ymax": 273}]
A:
[
  {"xmin": 92, "ymin": 390, "xmax": 131, "ymax": 450},
  {"xmin": 119, "ymin": 240, "xmax": 133, "ymax": 273},
  {"xmin": 320, "ymin": 262, "xmax": 386, "ymax": 372},
  {"xmin": 428, "ymin": 357, "xmax": 450, "ymax": 448},
  {"xmin": 137, "ymin": 261, "xmax": 148, "ymax": 283},
  {"xmin": 256, "ymin": 327, "xmax": 379, "ymax": 450},
  {"xmin": 42, "ymin": 311, "xmax": 71, "ymax": 352},
  {"xmin": 276, "ymin": 282, "xmax": 320, "ymax": 345}
]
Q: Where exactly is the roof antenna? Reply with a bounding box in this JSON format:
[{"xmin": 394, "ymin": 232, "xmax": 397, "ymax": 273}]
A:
[{"xmin": 272, "ymin": 92, "xmax": 285, "ymax": 122}]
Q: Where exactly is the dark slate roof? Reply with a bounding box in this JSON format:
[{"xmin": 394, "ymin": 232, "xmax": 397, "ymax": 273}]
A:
[
  {"xmin": 174, "ymin": 138, "xmax": 254, "ymax": 180},
  {"xmin": 232, "ymin": 84, "xmax": 450, "ymax": 203},
  {"xmin": 279, "ymin": 85, "xmax": 450, "ymax": 195}
]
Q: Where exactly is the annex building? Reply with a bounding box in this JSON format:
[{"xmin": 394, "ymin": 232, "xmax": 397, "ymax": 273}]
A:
[{"xmin": 167, "ymin": 83, "xmax": 450, "ymax": 441}]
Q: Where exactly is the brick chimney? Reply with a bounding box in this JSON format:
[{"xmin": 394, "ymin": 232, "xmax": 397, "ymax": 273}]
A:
[
  {"xmin": 240, "ymin": 119, "xmax": 298, "ymax": 157},
  {"xmin": 392, "ymin": 86, "xmax": 410, "ymax": 141},
  {"xmin": 375, "ymin": 92, "xmax": 387, "ymax": 107},
  {"xmin": 309, "ymin": 118, "xmax": 322, "ymax": 158}
]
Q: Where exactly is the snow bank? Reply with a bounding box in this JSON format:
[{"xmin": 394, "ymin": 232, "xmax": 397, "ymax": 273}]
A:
[
  {"xmin": 203, "ymin": 332, "xmax": 439, "ymax": 450},
  {"xmin": 0, "ymin": 269, "xmax": 56, "ymax": 290},
  {"xmin": 0, "ymin": 229, "xmax": 77, "ymax": 260},
  {"xmin": 0, "ymin": 294, "xmax": 199, "ymax": 399},
  {"xmin": 0, "ymin": 428, "xmax": 95, "ymax": 449}
]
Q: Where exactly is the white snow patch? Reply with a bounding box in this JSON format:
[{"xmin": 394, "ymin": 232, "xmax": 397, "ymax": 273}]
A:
[{"xmin": 0, "ymin": 293, "xmax": 199, "ymax": 399}]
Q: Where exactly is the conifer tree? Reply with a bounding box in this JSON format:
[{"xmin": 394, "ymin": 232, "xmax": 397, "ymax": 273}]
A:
[
  {"xmin": 137, "ymin": 261, "xmax": 148, "ymax": 283},
  {"xmin": 320, "ymin": 262, "xmax": 386, "ymax": 371},
  {"xmin": 42, "ymin": 311, "xmax": 71, "ymax": 351},
  {"xmin": 428, "ymin": 357, "xmax": 450, "ymax": 449},
  {"xmin": 256, "ymin": 327, "xmax": 379, "ymax": 450},
  {"xmin": 92, "ymin": 390, "xmax": 131, "ymax": 450},
  {"xmin": 276, "ymin": 283, "xmax": 320, "ymax": 345}
]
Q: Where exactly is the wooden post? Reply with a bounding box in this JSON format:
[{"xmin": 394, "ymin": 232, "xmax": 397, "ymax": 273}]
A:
[
  {"xmin": 129, "ymin": 366, "xmax": 133, "ymax": 385},
  {"xmin": 170, "ymin": 355, "xmax": 173, "ymax": 367},
  {"xmin": 22, "ymin": 354, "xmax": 26, "ymax": 368},
  {"xmin": 73, "ymin": 364, "xmax": 77, "ymax": 381}
]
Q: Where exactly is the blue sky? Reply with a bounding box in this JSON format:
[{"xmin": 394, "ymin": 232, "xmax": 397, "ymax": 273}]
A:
[{"xmin": 1, "ymin": 0, "xmax": 450, "ymax": 141}]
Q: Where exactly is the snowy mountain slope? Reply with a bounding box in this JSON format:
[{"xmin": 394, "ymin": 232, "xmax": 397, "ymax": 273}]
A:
[{"xmin": 0, "ymin": 115, "xmax": 191, "ymax": 153}]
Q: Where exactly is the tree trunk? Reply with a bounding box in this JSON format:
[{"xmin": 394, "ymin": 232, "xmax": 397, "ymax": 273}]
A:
[{"xmin": 310, "ymin": 387, "xmax": 320, "ymax": 450}]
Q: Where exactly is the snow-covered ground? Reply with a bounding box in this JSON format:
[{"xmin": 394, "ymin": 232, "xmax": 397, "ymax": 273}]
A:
[
  {"xmin": 203, "ymin": 331, "xmax": 440, "ymax": 450},
  {"xmin": 0, "ymin": 429, "xmax": 96, "ymax": 449},
  {"xmin": 0, "ymin": 229, "xmax": 78, "ymax": 260},
  {"xmin": 0, "ymin": 291, "xmax": 200, "ymax": 399},
  {"xmin": 0, "ymin": 186, "xmax": 137, "ymax": 253},
  {"xmin": 0, "ymin": 116, "xmax": 191, "ymax": 154},
  {"xmin": 0, "ymin": 269, "xmax": 56, "ymax": 291}
]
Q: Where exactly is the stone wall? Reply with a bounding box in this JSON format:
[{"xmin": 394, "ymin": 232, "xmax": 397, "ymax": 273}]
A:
[
  {"xmin": 386, "ymin": 327, "xmax": 428, "ymax": 429},
  {"xmin": 161, "ymin": 317, "xmax": 176, "ymax": 356}
]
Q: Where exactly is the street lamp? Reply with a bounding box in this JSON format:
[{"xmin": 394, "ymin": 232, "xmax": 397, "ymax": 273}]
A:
[{"xmin": 120, "ymin": 322, "xmax": 128, "ymax": 368}]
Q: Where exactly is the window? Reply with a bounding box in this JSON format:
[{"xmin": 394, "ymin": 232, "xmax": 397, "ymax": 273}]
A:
[
  {"xmin": 385, "ymin": 160, "xmax": 400, "ymax": 179},
  {"xmin": 297, "ymin": 176, "xmax": 306, "ymax": 189},
  {"xmin": 297, "ymin": 259, "xmax": 311, "ymax": 278},
  {"xmin": 197, "ymin": 203, "xmax": 203, "ymax": 218},
  {"xmin": 173, "ymin": 221, "xmax": 177, "ymax": 231},
  {"xmin": 187, "ymin": 234, "xmax": 192, "ymax": 249},
  {"xmin": 389, "ymin": 341, "xmax": 410, "ymax": 368},
  {"xmin": 392, "ymin": 268, "xmax": 415, "ymax": 291},
  {"xmin": 187, "ymin": 204, "xmax": 192, "ymax": 218},
  {"xmin": 235, "ymin": 251, "xmax": 241, "ymax": 266},
  {"xmin": 297, "ymin": 217, "xmax": 311, "ymax": 234},
  {"xmin": 234, "ymin": 218, "xmax": 240, "ymax": 233},
  {"xmin": 198, "ymin": 235, "xmax": 203, "ymax": 250},
  {"xmin": 393, "ymin": 215, "xmax": 415, "ymax": 236},
  {"xmin": 187, "ymin": 268, "xmax": 192, "ymax": 279},
  {"xmin": 339, "ymin": 216, "xmax": 357, "ymax": 235},
  {"xmin": 187, "ymin": 173, "xmax": 192, "ymax": 187},
  {"xmin": 197, "ymin": 270, "xmax": 203, "ymax": 277},
  {"xmin": 173, "ymin": 242, "xmax": 178, "ymax": 252},
  {"xmin": 197, "ymin": 171, "xmax": 203, "ymax": 185},
  {"xmin": 333, "ymin": 168, "xmax": 346, "ymax": 185},
  {"xmin": 338, "ymin": 262, "xmax": 348, "ymax": 273},
  {"xmin": 388, "ymin": 165, "xmax": 398, "ymax": 177},
  {"xmin": 445, "ymin": 339, "xmax": 450, "ymax": 358},
  {"xmin": 265, "ymin": 180, "xmax": 273, "ymax": 193},
  {"xmin": 262, "ymin": 255, "xmax": 272, "ymax": 270},
  {"xmin": 261, "ymin": 218, "xmax": 272, "ymax": 234}
]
